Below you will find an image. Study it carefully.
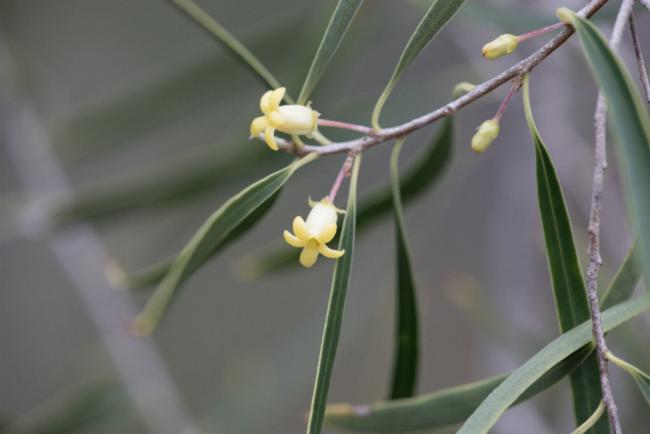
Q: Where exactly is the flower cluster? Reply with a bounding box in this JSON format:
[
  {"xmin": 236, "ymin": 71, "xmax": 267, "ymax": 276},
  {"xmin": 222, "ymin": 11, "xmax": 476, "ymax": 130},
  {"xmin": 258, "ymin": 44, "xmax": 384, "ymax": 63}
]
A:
[
  {"xmin": 283, "ymin": 198, "xmax": 345, "ymax": 268},
  {"xmin": 250, "ymin": 87, "xmax": 320, "ymax": 151}
]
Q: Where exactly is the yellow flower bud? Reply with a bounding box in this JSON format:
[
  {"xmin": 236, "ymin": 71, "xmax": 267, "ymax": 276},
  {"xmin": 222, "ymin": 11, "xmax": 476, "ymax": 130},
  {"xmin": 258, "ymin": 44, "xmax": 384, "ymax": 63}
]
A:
[
  {"xmin": 555, "ymin": 7, "xmax": 574, "ymax": 25},
  {"xmin": 283, "ymin": 198, "xmax": 345, "ymax": 268},
  {"xmin": 250, "ymin": 87, "xmax": 320, "ymax": 151},
  {"xmin": 482, "ymin": 34, "xmax": 519, "ymax": 60},
  {"xmin": 453, "ymin": 82, "xmax": 475, "ymax": 98},
  {"xmin": 471, "ymin": 119, "xmax": 500, "ymax": 153}
]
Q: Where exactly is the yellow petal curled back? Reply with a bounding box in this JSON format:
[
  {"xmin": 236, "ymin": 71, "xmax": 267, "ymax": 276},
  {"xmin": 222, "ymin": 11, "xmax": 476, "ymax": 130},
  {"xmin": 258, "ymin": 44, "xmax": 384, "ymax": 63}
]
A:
[
  {"xmin": 318, "ymin": 244, "xmax": 344, "ymax": 259},
  {"xmin": 292, "ymin": 216, "xmax": 311, "ymax": 241},
  {"xmin": 300, "ymin": 244, "xmax": 319, "ymax": 267},
  {"xmin": 316, "ymin": 222, "xmax": 337, "ymax": 244},
  {"xmin": 284, "ymin": 230, "xmax": 305, "ymax": 248},
  {"xmin": 264, "ymin": 127, "xmax": 278, "ymax": 151},
  {"xmin": 250, "ymin": 116, "xmax": 267, "ymax": 137}
]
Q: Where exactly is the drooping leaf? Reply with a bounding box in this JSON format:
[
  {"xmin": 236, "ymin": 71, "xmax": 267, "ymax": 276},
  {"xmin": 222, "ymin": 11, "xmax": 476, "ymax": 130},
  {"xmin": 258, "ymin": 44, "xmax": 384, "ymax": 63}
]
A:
[
  {"xmin": 131, "ymin": 154, "xmax": 317, "ymax": 335},
  {"xmin": 606, "ymin": 352, "xmax": 650, "ymax": 407},
  {"xmin": 297, "ymin": 0, "xmax": 365, "ymax": 104},
  {"xmin": 324, "ymin": 252, "xmax": 642, "ymax": 432},
  {"xmin": 560, "ymin": 9, "xmax": 650, "ymax": 290},
  {"xmin": 387, "ymin": 139, "xmax": 419, "ymax": 399},
  {"xmin": 600, "ymin": 244, "xmax": 640, "ymax": 310},
  {"xmin": 168, "ymin": 0, "xmax": 291, "ymax": 101},
  {"xmin": 371, "ymin": 0, "xmax": 467, "ymax": 128},
  {"xmin": 306, "ymin": 155, "xmax": 360, "ymax": 434},
  {"xmin": 523, "ymin": 74, "xmax": 606, "ymax": 432},
  {"xmin": 240, "ymin": 118, "xmax": 453, "ymax": 278},
  {"xmin": 457, "ymin": 294, "xmax": 650, "ymax": 434}
]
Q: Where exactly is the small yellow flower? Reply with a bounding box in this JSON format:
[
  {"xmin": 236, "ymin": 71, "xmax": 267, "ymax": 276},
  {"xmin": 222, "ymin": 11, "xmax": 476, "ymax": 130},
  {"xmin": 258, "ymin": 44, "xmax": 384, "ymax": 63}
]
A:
[
  {"xmin": 471, "ymin": 119, "xmax": 500, "ymax": 153},
  {"xmin": 283, "ymin": 197, "xmax": 345, "ymax": 268},
  {"xmin": 482, "ymin": 34, "xmax": 519, "ymax": 60},
  {"xmin": 250, "ymin": 87, "xmax": 320, "ymax": 151}
]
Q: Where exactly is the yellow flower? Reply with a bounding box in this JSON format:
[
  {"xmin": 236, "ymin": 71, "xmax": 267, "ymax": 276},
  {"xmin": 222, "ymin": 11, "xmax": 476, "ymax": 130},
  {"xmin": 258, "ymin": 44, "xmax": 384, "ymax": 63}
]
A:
[
  {"xmin": 283, "ymin": 198, "xmax": 345, "ymax": 268},
  {"xmin": 482, "ymin": 34, "xmax": 519, "ymax": 60},
  {"xmin": 471, "ymin": 119, "xmax": 500, "ymax": 153},
  {"xmin": 250, "ymin": 87, "xmax": 320, "ymax": 151}
]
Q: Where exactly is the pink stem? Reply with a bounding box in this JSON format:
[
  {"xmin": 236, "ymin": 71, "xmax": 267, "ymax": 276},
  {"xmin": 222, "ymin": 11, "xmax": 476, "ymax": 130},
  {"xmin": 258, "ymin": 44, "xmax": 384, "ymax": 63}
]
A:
[
  {"xmin": 319, "ymin": 119, "xmax": 375, "ymax": 135},
  {"xmin": 328, "ymin": 157, "xmax": 352, "ymax": 202},
  {"xmin": 494, "ymin": 80, "xmax": 522, "ymax": 121},
  {"xmin": 517, "ymin": 22, "xmax": 565, "ymax": 42}
]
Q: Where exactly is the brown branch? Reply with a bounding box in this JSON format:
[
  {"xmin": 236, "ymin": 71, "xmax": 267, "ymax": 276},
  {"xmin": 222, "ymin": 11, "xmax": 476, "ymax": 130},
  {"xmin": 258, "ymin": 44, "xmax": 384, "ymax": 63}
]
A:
[
  {"xmin": 629, "ymin": 13, "xmax": 650, "ymax": 104},
  {"xmin": 267, "ymin": 0, "xmax": 610, "ymax": 156},
  {"xmin": 586, "ymin": 0, "xmax": 635, "ymax": 432}
]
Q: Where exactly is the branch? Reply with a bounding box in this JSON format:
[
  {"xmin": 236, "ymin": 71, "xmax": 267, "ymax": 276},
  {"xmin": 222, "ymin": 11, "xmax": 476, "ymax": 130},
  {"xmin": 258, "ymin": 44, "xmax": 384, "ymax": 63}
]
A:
[
  {"xmin": 629, "ymin": 13, "xmax": 650, "ymax": 104},
  {"xmin": 268, "ymin": 0, "xmax": 610, "ymax": 156},
  {"xmin": 586, "ymin": 1, "xmax": 635, "ymax": 432}
]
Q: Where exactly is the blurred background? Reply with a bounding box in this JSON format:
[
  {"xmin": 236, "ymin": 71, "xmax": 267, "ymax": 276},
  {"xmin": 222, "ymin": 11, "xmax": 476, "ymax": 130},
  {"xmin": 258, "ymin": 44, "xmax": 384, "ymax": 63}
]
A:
[{"xmin": 1, "ymin": 0, "xmax": 649, "ymax": 433}]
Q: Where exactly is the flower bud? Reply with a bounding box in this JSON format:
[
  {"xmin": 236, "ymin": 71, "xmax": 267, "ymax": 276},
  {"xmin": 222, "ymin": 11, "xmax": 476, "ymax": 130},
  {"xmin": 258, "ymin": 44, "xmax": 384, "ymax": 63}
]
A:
[
  {"xmin": 555, "ymin": 7, "xmax": 574, "ymax": 25},
  {"xmin": 453, "ymin": 82, "xmax": 475, "ymax": 98},
  {"xmin": 482, "ymin": 34, "xmax": 519, "ymax": 60},
  {"xmin": 471, "ymin": 119, "xmax": 500, "ymax": 153}
]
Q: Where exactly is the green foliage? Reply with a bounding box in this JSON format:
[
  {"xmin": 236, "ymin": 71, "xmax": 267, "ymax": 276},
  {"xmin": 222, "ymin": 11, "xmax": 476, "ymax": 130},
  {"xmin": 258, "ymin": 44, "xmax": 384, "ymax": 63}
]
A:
[
  {"xmin": 306, "ymin": 156, "xmax": 360, "ymax": 434},
  {"xmin": 387, "ymin": 139, "xmax": 419, "ymax": 399},
  {"xmin": 371, "ymin": 0, "xmax": 468, "ymax": 128},
  {"xmin": 131, "ymin": 154, "xmax": 317, "ymax": 335},
  {"xmin": 561, "ymin": 10, "xmax": 650, "ymax": 290},
  {"xmin": 298, "ymin": 0, "xmax": 365, "ymax": 104},
  {"xmin": 523, "ymin": 74, "xmax": 606, "ymax": 432}
]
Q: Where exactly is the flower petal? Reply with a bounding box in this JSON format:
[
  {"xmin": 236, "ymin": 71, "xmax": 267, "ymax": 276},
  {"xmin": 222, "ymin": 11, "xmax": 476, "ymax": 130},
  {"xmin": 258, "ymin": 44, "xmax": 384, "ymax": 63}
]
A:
[
  {"xmin": 300, "ymin": 245, "xmax": 319, "ymax": 268},
  {"xmin": 260, "ymin": 90, "xmax": 273, "ymax": 114},
  {"xmin": 318, "ymin": 244, "xmax": 345, "ymax": 259},
  {"xmin": 292, "ymin": 216, "xmax": 311, "ymax": 241},
  {"xmin": 250, "ymin": 116, "xmax": 268, "ymax": 138},
  {"xmin": 264, "ymin": 127, "xmax": 279, "ymax": 151},
  {"xmin": 283, "ymin": 230, "xmax": 305, "ymax": 248},
  {"xmin": 316, "ymin": 223, "xmax": 337, "ymax": 244},
  {"xmin": 269, "ymin": 87, "xmax": 286, "ymax": 111}
]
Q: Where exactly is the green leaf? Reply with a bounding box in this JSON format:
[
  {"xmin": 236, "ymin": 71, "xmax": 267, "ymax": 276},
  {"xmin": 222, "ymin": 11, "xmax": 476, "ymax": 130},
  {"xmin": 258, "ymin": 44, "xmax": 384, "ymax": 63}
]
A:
[
  {"xmin": 131, "ymin": 154, "xmax": 317, "ymax": 335},
  {"xmin": 560, "ymin": 9, "xmax": 650, "ymax": 291},
  {"xmin": 168, "ymin": 0, "xmax": 291, "ymax": 100},
  {"xmin": 297, "ymin": 0, "xmax": 365, "ymax": 104},
  {"xmin": 606, "ymin": 352, "xmax": 650, "ymax": 407},
  {"xmin": 306, "ymin": 155, "xmax": 361, "ymax": 434},
  {"xmin": 457, "ymin": 294, "xmax": 650, "ymax": 434},
  {"xmin": 240, "ymin": 118, "xmax": 453, "ymax": 278},
  {"xmin": 600, "ymin": 244, "xmax": 640, "ymax": 310},
  {"xmin": 323, "ymin": 244, "xmax": 642, "ymax": 432},
  {"xmin": 387, "ymin": 139, "xmax": 419, "ymax": 399},
  {"xmin": 523, "ymin": 74, "xmax": 606, "ymax": 432},
  {"xmin": 371, "ymin": 0, "xmax": 467, "ymax": 128},
  {"xmin": 109, "ymin": 188, "xmax": 282, "ymax": 290}
]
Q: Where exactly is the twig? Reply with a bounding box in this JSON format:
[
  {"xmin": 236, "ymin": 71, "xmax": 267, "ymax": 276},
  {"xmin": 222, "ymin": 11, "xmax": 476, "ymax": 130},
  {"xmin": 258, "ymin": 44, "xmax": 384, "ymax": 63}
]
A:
[
  {"xmin": 0, "ymin": 34, "xmax": 198, "ymax": 434},
  {"xmin": 629, "ymin": 14, "xmax": 650, "ymax": 103},
  {"xmin": 266, "ymin": 0, "xmax": 610, "ymax": 156},
  {"xmin": 494, "ymin": 79, "xmax": 522, "ymax": 121},
  {"xmin": 586, "ymin": 0, "xmax": 635, "ymax": 432}
]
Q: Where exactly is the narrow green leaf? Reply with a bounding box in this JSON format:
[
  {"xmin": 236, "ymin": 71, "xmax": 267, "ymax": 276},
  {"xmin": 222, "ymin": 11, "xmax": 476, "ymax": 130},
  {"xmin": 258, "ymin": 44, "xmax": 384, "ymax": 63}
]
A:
[
  {"xmin": 388, "ymin": 139, "xmax": 419, "ymax": 399},
  {"xmin": 297, "ymin": 0, "xmax": 364, "ymax": 104},
  {"xmin": 306, "ymin": 155, "xmax": 361, "ymax": 434},
  {"xmin": 109, "ymin": 189, "xmax": 282, "ymax": 290},
  {"xmin": 523, "ymin": 74, "xmax": 606, "ymax": 432},
  {"xmin": 131, "ymin": 154, "xmax": 317, "ymax": 335},
  {"xmin": 168, "ymin": 0, "xmax": 291, "ymax": 100},
  {"xmin": 240, "ymin": 118, "xmax": 453, "ymax": 278},
  {"xmin": 458, "ymin": 294, "xmax": 650, "ymax": 434},
  {"xmin": 371, "ymin": 0, "xmax": 467, "ymax": 128},
  {"xmin": 572, "ymin": 401, "xmax": 606, "ymax": 434},
  {"xmin": 560, "ymin": 9, "xmax": 650, "ymax": 290},
  {"xmin": 606, "ymin": 352, "xmax": 650, "ymax": 406},
  {"xmin": 324, "ymin": 252, "xmax": 642, "ymax": 432},
  {"xmin": 600, "ymin": 244, "xmax": 640, "ymax": 310}
]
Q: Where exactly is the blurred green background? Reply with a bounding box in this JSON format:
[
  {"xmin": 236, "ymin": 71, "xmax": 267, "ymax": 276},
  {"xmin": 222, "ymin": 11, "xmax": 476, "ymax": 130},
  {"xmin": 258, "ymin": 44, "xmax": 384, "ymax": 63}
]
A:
[{"xmin": 1, "ymin": 0, "xmax": 648, "ymax": 433}]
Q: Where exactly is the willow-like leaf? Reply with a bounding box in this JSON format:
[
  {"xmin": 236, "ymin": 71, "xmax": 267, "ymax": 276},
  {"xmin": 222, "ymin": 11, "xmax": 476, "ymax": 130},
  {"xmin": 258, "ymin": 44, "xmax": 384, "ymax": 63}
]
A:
[
  {"xmin": 306, "ymin": 155, "xmax": 360, "ymax": 434},
  {"xmin": 371, "ymin": 0, "xmax": 467, "ymax": 128},
  {"xmin": 606, "ymin": 352, "xmax": 650, "ymax": 407},
  {"xmin": 297, "ymin": 0, "xmax": 364, "ymax": 104},
  {"xmin": 131, "ymin": 154, "xmax": 317, "ymax": 335},
  {"xmin": 168, "ymin": 0, "xmax": 291, "ymax": 100},
  {"xmin": 523, "ymin": 74, "xmax": 606, "ymax": 432},
  {"xmin": 601, "ymin": 244, "xmax": 640, "ymax": 310},
  {"xmin": 560, "ymin": 9, "xmax": 650, "ymax": 290},
  {"xmin": 388, "ymin": 139, "xmax": 419, "ymax": 399},
  {"xmin": 324, "ymin": 251, "xmax": 642, "ymax": 432},
  {"xmin": 239, "ymin": 118, "xmax": 453, "ymax": 278}
]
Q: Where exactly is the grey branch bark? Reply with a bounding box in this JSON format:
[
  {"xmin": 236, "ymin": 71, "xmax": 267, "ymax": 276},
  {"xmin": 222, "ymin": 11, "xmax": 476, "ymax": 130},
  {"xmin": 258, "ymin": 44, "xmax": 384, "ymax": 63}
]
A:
[
  {"xmin": 0, "ymin": 34, "xmax": 198, "ymax": 434},
  {"xmin": 586, "ymin": 1, "xmax": 635, "ymax": 432},
  {"xmin": 269, "ymin": 0, "xmax": 610, "ymax": 156}
]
